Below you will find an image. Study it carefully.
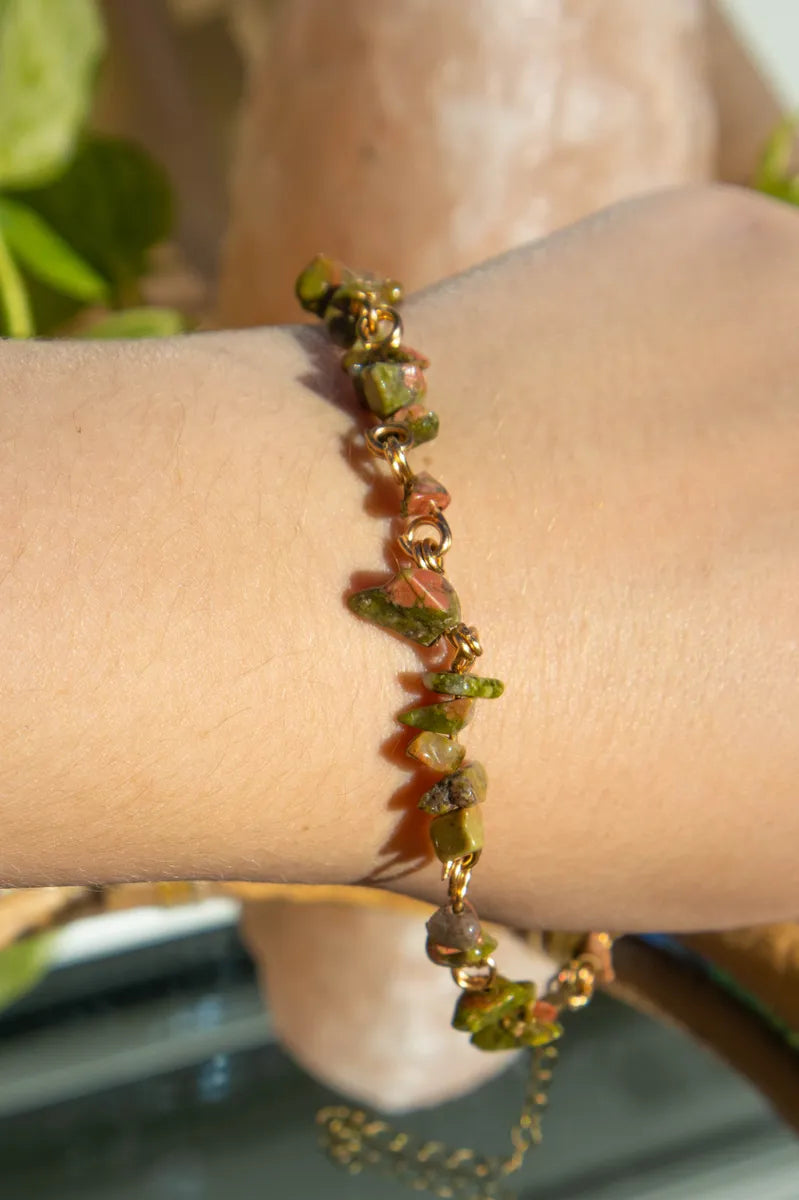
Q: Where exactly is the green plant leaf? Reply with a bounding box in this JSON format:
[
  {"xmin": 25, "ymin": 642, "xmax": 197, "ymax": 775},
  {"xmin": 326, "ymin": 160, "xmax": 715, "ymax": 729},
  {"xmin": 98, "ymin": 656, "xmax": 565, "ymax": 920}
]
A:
[
  {"xmin": 0, "ymin": 196, "xmax": 107, "ymax": 302},
  {"xmin": 0, "ymin": 0, "xmax": 105, "ymax": 188},
  {"xmin": 84, "ymin": 307, "xmax": 186, "ymax": 339},
  {"xmin": 754, "ymin": 117, "xmax": 799, "ymax": 205},
  {"xmin": 0, "ymin": 933, "xmax": 54, "ymax": 1012},
  {"xmin": 16, "ymin": 135, "xmax": 174, "ymax": 300},
  {"xmin": 0, "ymin": 222, "xmax": 33, "ymax": 337}
]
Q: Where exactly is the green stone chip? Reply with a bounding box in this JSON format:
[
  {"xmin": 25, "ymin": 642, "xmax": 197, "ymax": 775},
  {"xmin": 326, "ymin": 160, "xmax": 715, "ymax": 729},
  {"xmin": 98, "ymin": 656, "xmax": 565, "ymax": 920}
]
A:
[
  {"xmin": 398, "ymin": 699, "xmax": 473, "ymax": 734},
  {"xmin": 423, "ymin": 671, "xmax": 504, "ymax": 699}
]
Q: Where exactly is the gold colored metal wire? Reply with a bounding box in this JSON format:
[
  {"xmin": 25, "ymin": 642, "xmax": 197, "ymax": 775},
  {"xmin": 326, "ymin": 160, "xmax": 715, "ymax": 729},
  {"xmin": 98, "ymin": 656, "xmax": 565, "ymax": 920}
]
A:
[
  {"xmin": 384, "ymin": 436, "xmax": 415, "ymax": 489},
  {"xmin": 348, "ymin": 286, "xmax": 380, "ymax": 311},
  {"xmin": 444, "ymin": 851, "xmax": 480, "ymax": 912},
  {"xmin": 451, "ymin": 959, "xmax": 498, "ymax": 992},
  {"xmin": 446, "ymin": 623, "xmax": 484, "ymax": 673},
  {"xmin": 398, "ymin": 510, "xmax": 453, "ymax": 572},
  {"xmin": 365, "ymin": 421, "xmax": 414, "ymax": 457},
  {"xmin": 549, "ymin": 959, "xmax": 597, "ymax": 1010},
  {"xmin": 356, "ymin": 303, "xmax": 404, "ymax": 350}
]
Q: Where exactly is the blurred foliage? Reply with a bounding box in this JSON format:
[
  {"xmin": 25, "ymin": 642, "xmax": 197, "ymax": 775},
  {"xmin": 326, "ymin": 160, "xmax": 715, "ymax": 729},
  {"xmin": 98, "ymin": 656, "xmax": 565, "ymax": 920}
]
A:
[
  {"xmin": 0, "ymin": 0, "xmax": 103, "ymax": 190},
  {"xmin": 0, "ymin": 195, "xmax": 108, "ymax": 303},
  {"xmin": 86, "ymin": 307, "xmax": 187, "ymax": 338},
  {"xmin": 17, "ymin": 136, "xmax": 174, "ymax": 309},
  {"xmin": 753, "ymin": 117, "xmax": 799, "ymax": 206},
  {"xmin": 0, "ymin": 0, "xmax": 183, "ymax": 337},
  {"xmin": 0, "ymin": 934, "xmax": 55, "ymax": 1013}
]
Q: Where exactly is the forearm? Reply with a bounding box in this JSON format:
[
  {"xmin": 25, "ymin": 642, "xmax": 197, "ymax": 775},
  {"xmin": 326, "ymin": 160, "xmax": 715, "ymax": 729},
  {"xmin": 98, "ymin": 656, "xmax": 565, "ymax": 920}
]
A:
[
  {"xmin": 0, "ymin": 325, "xmax": 382, "ymax": 889},
  {"xmin": 1, "ymin": 187, "xmax": 798, "ymax": 934}
]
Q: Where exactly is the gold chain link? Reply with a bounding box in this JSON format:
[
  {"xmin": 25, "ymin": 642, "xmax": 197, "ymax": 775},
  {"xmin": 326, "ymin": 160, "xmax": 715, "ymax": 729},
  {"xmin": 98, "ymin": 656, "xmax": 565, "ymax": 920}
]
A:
[
  {"xmin": 444, "ymin": 851, "xmax": 480, "ymax": 913},
  {"xmin": 364, "ymin": 421, "xmax": 414, "ymax": 457},
  {"xmin": 398, "ymin": 509, "xmax": 453, "ymax": 572},
  {"xmin": 356, "ymin": 302, "xmax": 404, "ymax": 350},
  {"xmin": 317, "ymin": 1043, "xmax": 559, "ymax": 1199},
  {"xmin": 385, "ymin": 436, "xmax": 416, "ymax": 489},
  {"xmin": 547, "ymin": 958, "xmax": 598, "ymax": 1010},
  {"xmin": 446, "ymin": 623, "xmax": 484, "ymax": 673}
]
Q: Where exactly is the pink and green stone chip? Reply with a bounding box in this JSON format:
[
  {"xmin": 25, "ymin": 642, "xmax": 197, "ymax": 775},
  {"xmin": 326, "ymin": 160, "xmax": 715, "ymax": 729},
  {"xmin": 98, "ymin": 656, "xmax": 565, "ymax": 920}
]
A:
[{"xmin": 348, "ymin": 567, "xmax": 460, "ymax": 646}]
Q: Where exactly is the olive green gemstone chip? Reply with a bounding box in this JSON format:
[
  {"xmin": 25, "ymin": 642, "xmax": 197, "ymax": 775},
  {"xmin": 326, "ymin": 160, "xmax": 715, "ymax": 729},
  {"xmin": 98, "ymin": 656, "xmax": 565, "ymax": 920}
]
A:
[
  {"xmin": 453, "ymin": 977, "xmax": 537, "ymax": 1035},
  {"xmin": 395, "ymin": 405, "xmax": 439, "ymax": 445},
  {"xmin": 429, "ymin": 805, "xmax": 484, "ymax": 861},
  {"xmin": 399, "ymin": 697, "xmax": 474, "ymax": 735},
  {"xmin": 344, "ymin": 343, "xmax": 430, "ymax": 417},
  {"xmin": 360, "ymin": 360, "xmax": 427, "ymax": 418},
  {"xmin": 295, "ymin": 254, "xmax": 348, "ymax": 315},
  {"xmin": 470, "ymin": 1019, "xmax": 563, "ymax": 1052},
  {"xmin": 348, "ymin": 567, "xmax": 461, "ymax": 647},
  {"xmin": 296, "ymin": 255, "xmax": 403, "ymax": 317},
  {"xmin": 406, "ymin": 731, "xmax": 465, "ymax": 772},
  {"xmin": 423, "ymin": 671, "xmax": 505, "ymax": 699},
  {"xmin": 419, "ymin": 762, "xmax": 487, "ymax": 815},
  {"xmin": 294, "ymin": 256, "xmax": 403, "ymax": 345},
  {"xmin": 452, "ymin": 976, "xmax": 564, "ymax": 1051}
]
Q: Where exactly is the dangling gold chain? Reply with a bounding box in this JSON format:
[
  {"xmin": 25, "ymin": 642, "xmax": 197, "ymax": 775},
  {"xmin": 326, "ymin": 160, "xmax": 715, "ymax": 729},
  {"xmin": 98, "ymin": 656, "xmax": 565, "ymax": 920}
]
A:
[{"xmin": 317, "ymin": 1043, "xmax": 557, "ymax": 1199}]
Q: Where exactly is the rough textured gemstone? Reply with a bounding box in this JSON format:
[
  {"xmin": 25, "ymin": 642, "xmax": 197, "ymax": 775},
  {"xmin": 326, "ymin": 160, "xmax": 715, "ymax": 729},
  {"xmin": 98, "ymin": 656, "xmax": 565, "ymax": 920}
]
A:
[
  {"xmin": 406, "ymin": 731, "xmax": 465, "ymax": 772},
  {"xmin": 402, "ymin": 472, "xmax": 450, "ymax": 518},
  {"xmin": 453, "ymin": 977, "xmax": 537, "ymax": 1035},
  {"xmin": 295, "ymin": 254, "xmax": 347, "ymax": 315},
  {"xmin": 393, "ymin": 404, "xmax": 439, "ymax": 445},
  {"xmin": 470, "ymin": 1019, "xmax": 562, "ymax": 1052},
  {"xmin": 423, "ymin": 671, "xmax": 504, "ymax": 699},
  {"xmin": 452, "ymin": 974, "xmax": 563, "ymax": 1051},
  {"xmin": 398, "ymin": 697, "xmax": 474, "ymax": 734},
  {"xmin": 419, "ymin": 762, "xmax": 487, "ymax": 815},
  {"xmin": 360, "ymin": 360, "xmax": 427, "ymax": 417},
  {"xmin": 429, "ymin": 805, "xmax": 484, "ymax": 861},
  {"xmin": 348, "ymin": 567, "xmax": 461, "ymax": 646},
  {"xmin": 426, "ymin": 905, "xmax": 481, "ymax": 951}
]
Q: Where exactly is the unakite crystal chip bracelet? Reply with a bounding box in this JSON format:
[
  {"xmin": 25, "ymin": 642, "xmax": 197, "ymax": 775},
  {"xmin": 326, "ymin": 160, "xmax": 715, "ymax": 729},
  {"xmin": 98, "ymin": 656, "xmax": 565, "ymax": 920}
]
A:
[{"xmin": 296, "ymin": 255, "xmax": 615, "ymax": 1195}]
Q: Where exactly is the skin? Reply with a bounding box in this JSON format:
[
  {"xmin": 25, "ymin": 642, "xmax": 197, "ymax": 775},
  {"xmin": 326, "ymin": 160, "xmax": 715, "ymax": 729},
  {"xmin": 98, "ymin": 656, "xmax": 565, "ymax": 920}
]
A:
[{"xmin": 0, "ymin": 185, "xmax": 797, "ymax": 935}]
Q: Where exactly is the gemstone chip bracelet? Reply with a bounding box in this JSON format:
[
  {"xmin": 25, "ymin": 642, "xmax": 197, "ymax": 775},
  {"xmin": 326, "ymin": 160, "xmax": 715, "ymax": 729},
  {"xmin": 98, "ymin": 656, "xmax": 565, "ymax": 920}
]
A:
[{"xmin": 295, "ymin": 255, "xmax": 615, "ymax": 1197}]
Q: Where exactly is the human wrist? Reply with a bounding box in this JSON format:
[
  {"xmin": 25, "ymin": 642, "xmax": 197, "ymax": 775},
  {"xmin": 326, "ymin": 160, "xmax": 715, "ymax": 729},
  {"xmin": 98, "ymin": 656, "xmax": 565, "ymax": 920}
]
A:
[{"xmin": 0, "ymin": 326, "xmax": 401, "ymax": 887}]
